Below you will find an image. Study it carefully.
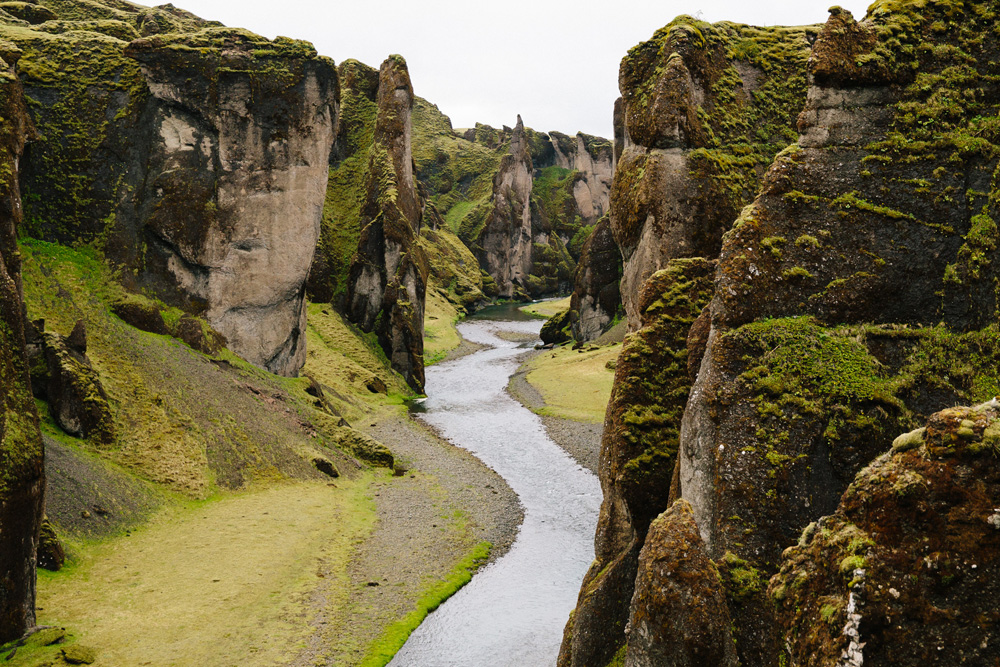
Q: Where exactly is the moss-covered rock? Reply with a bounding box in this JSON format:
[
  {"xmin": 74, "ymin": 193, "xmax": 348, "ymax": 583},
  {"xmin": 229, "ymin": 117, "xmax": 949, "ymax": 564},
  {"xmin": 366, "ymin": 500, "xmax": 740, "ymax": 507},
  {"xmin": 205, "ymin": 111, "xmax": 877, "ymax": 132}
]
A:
[
  {"xmin": 0, "ymin": 47, "xmax": 44, "ymax": 643},
  {"xmin": 626, "ymin": 500, "xmax": 738, "ymax": 667},
  {"xmin": 569, "ymin": 216, "xmax": 622, "ymax": 342},
  {"xmin": 539, "ymin": 307, "xmax": 576, "ymax": 345},
  {"xmin": 560, "ymin": 258, "xmax": 713, "ymax": 666},
  {"xmin": 771, "ymin": 403, "xmax": 1000, "ymax": 666},
  {"xmin": 612, "ymin": 17, "xmax": 815, "ymax": 329},
  {"xmin": 343, "ymin": 55, "xmax": 428, "ymax": 392}
]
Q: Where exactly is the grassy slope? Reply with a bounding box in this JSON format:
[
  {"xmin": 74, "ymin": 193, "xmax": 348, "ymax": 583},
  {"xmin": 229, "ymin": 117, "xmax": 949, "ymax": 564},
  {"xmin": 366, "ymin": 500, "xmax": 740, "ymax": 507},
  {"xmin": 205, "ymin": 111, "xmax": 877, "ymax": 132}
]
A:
[
  {"xmin": 13, "ymin": 241, "xmax": 494, "ymax": 665},
  {"xmin": 520, "ymin": 296, "xmax": 572, "ymax": 318},
  {"xmin": 524, "ymin": 344, "xmax": 619, "ymax": 424}
]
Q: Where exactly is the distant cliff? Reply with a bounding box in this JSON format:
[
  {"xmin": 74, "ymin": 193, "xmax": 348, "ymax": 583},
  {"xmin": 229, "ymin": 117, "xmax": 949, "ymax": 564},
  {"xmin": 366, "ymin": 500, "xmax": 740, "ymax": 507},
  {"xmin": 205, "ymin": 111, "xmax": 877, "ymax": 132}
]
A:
[{"xmin": 564, "ymin": 4, "xmax": 1000, "ymax": 667}]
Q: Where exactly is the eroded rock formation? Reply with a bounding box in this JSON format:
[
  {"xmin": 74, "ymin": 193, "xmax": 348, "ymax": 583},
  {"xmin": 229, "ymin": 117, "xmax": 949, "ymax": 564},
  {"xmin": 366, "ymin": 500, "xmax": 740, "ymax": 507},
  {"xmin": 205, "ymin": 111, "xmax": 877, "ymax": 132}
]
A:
[
  {"xmin": 4, "ymin": 10, "xmax": 338, "ymax": 378},
  {"xmin": 567, "ymin": 4, "xmax": 1000, "ymax": 666},
  {"xmin": 0, "ymin": 44, "xmax": 44, "ymax": 643},
  {"xmin": 121, "ymin": 30, "xmax": 337, "ymax": 376},
  {"xmin": 475, "ymin": 115, "xmax": 534, "ymax": 299},
  {"xmin": 344, "ymin": 55, "xmax": 428, "ymax": 391},
  {"xmin": 569, "ymin": 215, "xmax": 622, "ymax": 341},
  {"xmin": 549, "ymin": 131, "xmax": 614, "ymax": 226},
  {"xmin": 611, "ymin": 18, "xmax": 814, "ymax": 329}
]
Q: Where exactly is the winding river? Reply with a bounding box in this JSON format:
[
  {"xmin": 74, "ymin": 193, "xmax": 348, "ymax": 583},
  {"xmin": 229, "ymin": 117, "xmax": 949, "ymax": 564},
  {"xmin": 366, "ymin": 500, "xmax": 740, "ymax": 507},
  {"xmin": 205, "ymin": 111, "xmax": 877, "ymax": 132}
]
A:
[{"xmin": 389, "ymin": 310, "xmax": 602, "ymax": 666}]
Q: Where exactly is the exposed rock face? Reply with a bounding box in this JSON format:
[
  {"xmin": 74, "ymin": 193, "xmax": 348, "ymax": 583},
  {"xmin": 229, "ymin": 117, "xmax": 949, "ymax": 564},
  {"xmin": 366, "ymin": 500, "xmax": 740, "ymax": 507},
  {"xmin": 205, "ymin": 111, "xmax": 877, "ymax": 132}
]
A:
[
  {"xmin": 120, "ymin": 30, "xmax": 338, "ymax": 377},
  {"xmin": 626, "ymin": 500, "xmax": 738, "ymax": 667},
  {"xmin": 771, "ymin": 403, "xmax": 1000, "ymax": 667},
  {"xmin": 475, "ymin": 115, "xmax": 534, "ymax": 299},
  {"xmin": 549, "ymin": 131, "xmax": 614, "ymax": 225},
  {"xmin": 570, "ymin": 215, "xmax": 622, "ymax": 342},
  {"xmin": 560, "ymin": 258, "xmax": 713, "ymax": 666},
  {"xmin": 345, "ymin": 55, "xmax": 428, "ymax": 391},
  {"xmin": 0, "ymin": 44, "xmax": 44, "ymax": 642},
  {"xmin": 611, "ymin": 18, "xmax": 814, "ymax": 329},
  {"xmin": 3, "ymin": 10, "xmax": 337, "ymax": 378}
]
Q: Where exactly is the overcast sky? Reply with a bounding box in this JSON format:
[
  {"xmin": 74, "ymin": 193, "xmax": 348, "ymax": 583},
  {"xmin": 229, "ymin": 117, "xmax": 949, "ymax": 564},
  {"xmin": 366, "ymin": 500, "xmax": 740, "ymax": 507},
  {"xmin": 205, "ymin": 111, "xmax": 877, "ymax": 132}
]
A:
[{"xmin": 173, "ymin": 0, "xmax": 872, "ymax": 139}]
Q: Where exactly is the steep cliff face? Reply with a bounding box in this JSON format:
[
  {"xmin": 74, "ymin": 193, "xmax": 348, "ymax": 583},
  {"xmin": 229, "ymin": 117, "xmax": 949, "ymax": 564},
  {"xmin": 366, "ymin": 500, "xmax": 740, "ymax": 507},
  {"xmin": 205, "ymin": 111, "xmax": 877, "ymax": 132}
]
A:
[
  {"xmin": 567, "ymin": 3, "xmax": 1000, "ymax": 666},
  {"xmin": 119, "ymin": 30, "xmax": 337, "ymax": 377},
  {"xmin": 611, "ymin": 17, "xmax": 815, "ymax": 328},
  {"xmin": 569, "ymin": 215, "xmax": 622, "ymax": 342},
  {"xmin": 3, "ymin": 5, "xmax": 338, "ymax": 378},
  {"xmin": 0, "ymin": 45, "xmax": 44, "ymax": 643},
  {"xmin": 549, "ymin": 131, "xmax": 614, "ymax": 225},
  {"xmin": 344, "ymin": 55, "xmax": 428, "ymax": 391},
  {"xmin": 474, "ymin": 115, "xmax": 534, "ymax": 299},
  {"xmin": 560, "ymin": 259, "xmax": 713, "ymax": 666}
]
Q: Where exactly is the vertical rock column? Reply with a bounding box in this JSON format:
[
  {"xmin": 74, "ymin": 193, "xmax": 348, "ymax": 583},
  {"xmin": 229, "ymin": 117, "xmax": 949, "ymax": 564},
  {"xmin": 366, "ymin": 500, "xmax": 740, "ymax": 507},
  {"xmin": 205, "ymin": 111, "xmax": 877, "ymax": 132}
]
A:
[
  {"xmin": 0, "ymin": 42, "xmax": 44, "ymax": 643},
  {"xmin": 123, "ymin": 29, "xmax": 339, "ymax": 377},
  {"xmin": 345, "ymin": 55, "xmax": 428, "ymax": 392},
  {"xmin": 475, "ymin": 115, "xmax": 534, "ymax": 299}
]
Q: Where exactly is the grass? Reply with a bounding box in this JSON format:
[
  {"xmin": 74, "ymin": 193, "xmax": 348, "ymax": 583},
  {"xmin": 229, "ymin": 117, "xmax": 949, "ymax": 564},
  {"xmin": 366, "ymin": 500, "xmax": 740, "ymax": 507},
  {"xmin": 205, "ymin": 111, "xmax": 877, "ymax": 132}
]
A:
[
  {"xmin": 524, "ymin": 343, "xmax": 619, "ymax": 423},
  {"xmin": 520, "ymin": 296, "xmax": 572, "ymax": 318},
  {"xmin": 423, "ymin": 289, "xmax": 463, "ymax": 365},
  {"xmin": 358, "ymin": 541, "xmax": 491, "ymax": 667},
  {"xmin": 35, "ymin": 477, "xmax": 376, "ymax": 666}
]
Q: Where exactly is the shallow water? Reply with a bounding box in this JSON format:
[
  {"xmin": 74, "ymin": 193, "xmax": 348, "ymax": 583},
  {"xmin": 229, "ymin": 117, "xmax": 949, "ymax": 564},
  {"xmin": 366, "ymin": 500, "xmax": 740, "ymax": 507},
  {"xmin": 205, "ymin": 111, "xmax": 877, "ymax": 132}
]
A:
[{"xmin": 389, "ymin": 318, "xmax": 601, "ymax": 667}]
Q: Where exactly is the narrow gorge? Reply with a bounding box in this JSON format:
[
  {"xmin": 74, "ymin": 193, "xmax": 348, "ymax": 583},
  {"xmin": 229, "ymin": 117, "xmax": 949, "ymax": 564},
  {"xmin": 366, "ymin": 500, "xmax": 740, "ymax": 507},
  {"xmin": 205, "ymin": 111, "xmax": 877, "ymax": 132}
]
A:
[{"xmin": 0, "ymin": 0, "xmax": 998, "ymax": 665}]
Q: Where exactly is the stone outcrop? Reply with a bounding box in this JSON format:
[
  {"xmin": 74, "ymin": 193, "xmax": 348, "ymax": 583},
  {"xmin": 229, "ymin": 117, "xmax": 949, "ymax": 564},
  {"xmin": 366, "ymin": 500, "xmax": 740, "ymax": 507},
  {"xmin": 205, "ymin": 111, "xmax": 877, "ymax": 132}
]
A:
[
  {"xmin": 771, "ymin": 403, "xmax": 1000, "ymax": 667},
  {"xmin": 567, "ymin": 4, "xmax": 1000, "ymax": 667},
  {"xmin": 344, "ymin": 55, "xmax": 428, "ymax": 392},
  {"xmin": 610, "ymin": 17, "xmax": 814, "ymax": 329},
  {"xmin": 0, "ymin": 43, "xmax": 44, "ymax": 643},
  {"xmin": 560, "ymin": 258, "xmax": 713, "ymax": 666},
  {"xmin": 119, "ymin": 30, "xmax": 338, "ymax": 377},
  {"xmin": 626, "ymin": 500, "xmax": 738, "ymax": 667},
  {"xmin": 569, "ymin": 215, "xmax": 622, "ymax": 342},
  {"xmin": 4, "ymin": 8, "xmax": 338, "ymax": 378},
  {"xmin": 474, "ymin": 115, "xmax": 534, "ymax": 299},
  {"xmin": 26, "ymin": 319, "xmax": 115, "ymax": 446}
]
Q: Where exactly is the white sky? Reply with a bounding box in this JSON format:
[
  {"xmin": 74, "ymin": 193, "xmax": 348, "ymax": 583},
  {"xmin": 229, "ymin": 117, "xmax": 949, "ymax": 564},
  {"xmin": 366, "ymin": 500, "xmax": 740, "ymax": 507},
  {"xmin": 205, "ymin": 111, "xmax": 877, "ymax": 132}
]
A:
[{"xmin": 173, "ymin": 0, "xmax": 873, "ymax": 139}]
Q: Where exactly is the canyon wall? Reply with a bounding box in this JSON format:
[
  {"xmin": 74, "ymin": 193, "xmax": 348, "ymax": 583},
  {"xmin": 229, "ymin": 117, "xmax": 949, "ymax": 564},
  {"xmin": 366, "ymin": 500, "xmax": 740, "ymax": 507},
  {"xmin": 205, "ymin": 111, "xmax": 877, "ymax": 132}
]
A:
[
  {"xmin": 3, "ymin": 5, "xmax": 338, "ymax": 377},
  {"xmin": 565, "ymin": 3, "xmax": 1000, "ymax": 666},
  {"xmin": 0, "ymin": 45, "xmax": 44, "ymax": 643}
]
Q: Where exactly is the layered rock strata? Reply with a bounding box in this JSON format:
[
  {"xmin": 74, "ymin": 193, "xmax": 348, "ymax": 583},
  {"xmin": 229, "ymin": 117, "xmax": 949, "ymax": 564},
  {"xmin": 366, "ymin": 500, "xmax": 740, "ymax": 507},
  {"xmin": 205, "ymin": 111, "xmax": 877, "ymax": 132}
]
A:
[
  {"xmin": 0, "ymin": 44, "xmax": 44, "ymax": 643},
  {"xmin": 344, "ymin": 55, "xmax": 428, "ymax": 391}
]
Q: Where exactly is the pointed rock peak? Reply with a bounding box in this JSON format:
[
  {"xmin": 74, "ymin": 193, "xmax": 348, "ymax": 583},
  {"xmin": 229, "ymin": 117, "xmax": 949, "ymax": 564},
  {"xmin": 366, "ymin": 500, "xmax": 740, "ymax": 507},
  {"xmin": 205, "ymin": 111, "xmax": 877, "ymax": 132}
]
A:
[
  {"xmin": 378, "ymin": 54, "xmax": 413, "ymax": 104},
  {"xmin": 509, "ymin": 114, "xmax": 528, "ymax": 159},
  {"xmin": 515, "ymin": 114, "xmax": 524, "ymax": 133}
]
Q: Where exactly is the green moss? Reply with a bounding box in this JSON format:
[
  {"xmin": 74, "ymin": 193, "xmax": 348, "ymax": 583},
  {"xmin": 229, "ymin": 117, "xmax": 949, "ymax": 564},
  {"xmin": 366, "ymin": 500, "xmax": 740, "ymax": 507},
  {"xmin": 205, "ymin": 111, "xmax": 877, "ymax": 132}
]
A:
[
  {"xmin": 720, "ymin": 551, "xmax": 763, "ymax": 603},
  {"xmin": 358, "ymin": 541, "xmax": 491, "ymax": 667}
]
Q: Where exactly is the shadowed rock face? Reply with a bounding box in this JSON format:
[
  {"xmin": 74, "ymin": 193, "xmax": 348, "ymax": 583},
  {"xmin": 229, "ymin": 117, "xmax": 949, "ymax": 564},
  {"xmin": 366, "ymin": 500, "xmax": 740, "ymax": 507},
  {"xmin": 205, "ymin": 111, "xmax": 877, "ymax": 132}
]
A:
[
  {"xmin": 119, "ymin": 30, "xmax": 338, "ymax": 377},
  {"xmin": 568, "ymin": 4, "xmax": 1000, "ymax": 667},
  {"xmin": 345, "ymin": 55, "xmax": 428, "ymax": 392},
  {"xmin": 0, "ymin": 45, "xmax": 44, "ymax": 643},
  {"xmin": 626, "ymin": 500, "xmax": 738, "ymax": 667},
  {"xmin": 570, "ymin": 216, "xmax": 622, "ymax": 342},
  {"xmin": 476, "ymin": 115, "xmax": 534, "ymax": 299},
  {"xmin": 560, "ymin": 258, "xmax": 714, "ymax": 666}
]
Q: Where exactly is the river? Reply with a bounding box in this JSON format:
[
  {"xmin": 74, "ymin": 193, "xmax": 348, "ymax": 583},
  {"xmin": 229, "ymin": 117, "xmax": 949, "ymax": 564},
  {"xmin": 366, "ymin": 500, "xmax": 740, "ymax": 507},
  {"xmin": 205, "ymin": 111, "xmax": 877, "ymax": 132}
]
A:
[{"xmin": 388, "ymin": 311, "xmax": 602, "ymax": 666}]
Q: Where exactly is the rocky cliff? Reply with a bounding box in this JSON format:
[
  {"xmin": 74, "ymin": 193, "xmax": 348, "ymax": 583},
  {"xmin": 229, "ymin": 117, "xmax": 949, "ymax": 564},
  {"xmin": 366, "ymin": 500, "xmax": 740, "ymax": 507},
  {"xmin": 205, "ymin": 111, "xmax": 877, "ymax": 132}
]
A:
[
  {"xmin": 548, "ymin": 131, "xmax": 614, "ymax": 226},
  {"xmin": 3, "ymin": 4, "xmax": 338, "ymax": 377},
  {"xmin": 473, "ymin": 115, "xmax": 534, "ymax": 299},
  {"xmin": 0, "ymin": 45, "xmax": 44, "ymax": 643},
  {"xmin": 565, "ymin": 3, "xmax": 1000, "ymax": 666},
  {"xmin": 611, "ymin": 17, "xmax": 815, "ymax": 329},
  {"xmin": 569, "ymin": 215, "xmax": 622, "ymax": 341},
  {"xmin": 343, "ymin": 55, "xmax": 428, "ymax": 391}
]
